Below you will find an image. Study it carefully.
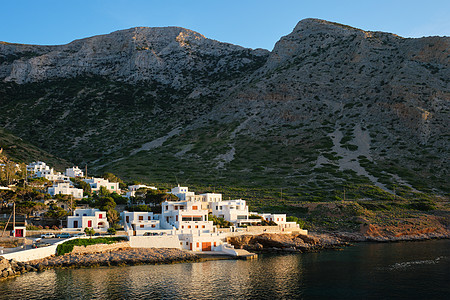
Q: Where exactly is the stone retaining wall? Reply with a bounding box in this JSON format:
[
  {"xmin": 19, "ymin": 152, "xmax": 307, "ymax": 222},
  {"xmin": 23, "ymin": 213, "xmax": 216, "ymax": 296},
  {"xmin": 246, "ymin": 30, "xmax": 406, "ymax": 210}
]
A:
[{"xmin": 71, "ymin": 242, "xmax": 130, "ymax": 254}]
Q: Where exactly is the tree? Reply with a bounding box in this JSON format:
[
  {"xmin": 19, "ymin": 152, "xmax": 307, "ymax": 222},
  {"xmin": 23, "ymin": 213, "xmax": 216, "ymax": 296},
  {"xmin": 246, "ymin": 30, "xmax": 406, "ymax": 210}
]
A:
[
  {"xmin": 3, "ymin": 161, "xmax": 17, "ymax": 185},
  {"xmin": 107, "ymin": 227, "xmax": 116, "ymax": 235},
  {"xmin": 84, "ymin": 227, "xmax": 95, "ymax": 237},
  {"xmin": 16, "ymin": 201, "xmax": 47, "ymax": 218},
  {"xmin": 106, "ymin": 208, "xmax": 119, "ymax": 227},
  {"xmin": 44, "ymin": 205, "xmax": 68, "ymax": 221},
  {"xmin": 99, "ymin": 186, "xmax": 110, "ymax": 197}
]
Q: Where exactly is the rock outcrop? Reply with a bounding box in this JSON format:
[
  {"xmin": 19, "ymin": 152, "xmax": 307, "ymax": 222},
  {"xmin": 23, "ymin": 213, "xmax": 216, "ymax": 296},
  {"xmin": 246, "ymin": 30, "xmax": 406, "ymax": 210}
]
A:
[{"xmin": 227, "ymin": 233, "xmax": 348, "ymax": 252}]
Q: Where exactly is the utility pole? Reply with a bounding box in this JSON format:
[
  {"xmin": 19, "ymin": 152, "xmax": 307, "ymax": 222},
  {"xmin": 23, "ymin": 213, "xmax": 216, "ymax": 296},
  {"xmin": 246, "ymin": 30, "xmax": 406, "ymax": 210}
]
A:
[{"xmin": 13, "ymin": 202, "xmax": 15, "ymax": 237}]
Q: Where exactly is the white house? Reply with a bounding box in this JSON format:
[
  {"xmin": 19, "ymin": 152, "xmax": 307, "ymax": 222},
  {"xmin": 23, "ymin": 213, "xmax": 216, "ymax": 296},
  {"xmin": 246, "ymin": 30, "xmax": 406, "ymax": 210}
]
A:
[
  {"xmin": 39, "ymin": 172, "xmax": 70, "ymax": 182},
  {"xmin": 27, "ymin": 161, "xmax": 70, "ymax": 182},
  {"xmin": 83, "ymin": 178, "xmax": 120, "ymax": 193},
  {"xmin": 199, "ymin": 193, "xmax": 222, "ymax": 211},
  {"xmin": 211, "ymin": 199, "xmax": 251, "ymax": 225},
  {"xmin": 257, "ymin": 213, "xmax": 287, "ymax": 224},
  {"xmin": 169, "ymin": 185, "xmax": 195, "ymax": 200},
  {"xmin": 125, "ymin": 184, "xmax": 157, "ymax": 198},
  {"xmin": 65, "ymin": 166, "xmax": 84, "ymax": 178},
  {"xmin": 48, "ymin": 182, "xmax": 84, "ymax": 199},
  {"xmin": 121, "ymin": 211, "xmax": 160, "ymax": 234},
  {"xmin": 67, "ymin": 208, "xmax": 109, "ymax": 230},
  {"xmin": 27, "ymin": 161, "xmax": 51, "ymax": 174},
  {"xmin": 161, "ymin": 200, "xmax": 214, "ymax": 232}
]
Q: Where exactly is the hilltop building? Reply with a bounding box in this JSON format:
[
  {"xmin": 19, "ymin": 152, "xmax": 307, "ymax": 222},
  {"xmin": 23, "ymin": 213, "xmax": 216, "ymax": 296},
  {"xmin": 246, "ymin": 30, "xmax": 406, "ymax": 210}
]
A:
[
  {"xmin": 65, "ymin": 166, "xmax": 84, "ymax": 178},
  {"xmin": 48, "ymin": 182, "xmax": 83, "ymax": 199},
  {"xmin": 125, "ymin": 184, "xmax": 157, "ymax": 198},
  {"xmin": 83, "ymin": 178, "xmax": 120, "ymax": 193}
]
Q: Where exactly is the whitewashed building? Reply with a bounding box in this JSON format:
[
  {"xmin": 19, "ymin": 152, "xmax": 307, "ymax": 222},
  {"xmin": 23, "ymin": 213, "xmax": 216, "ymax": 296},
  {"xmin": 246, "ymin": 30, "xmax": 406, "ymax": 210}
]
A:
[
  {"xmin": 67, "ymin": 208, "xmax": 109, "ymax": 230},
  {"xmin": 125, "ymin": 184, "xmax": 157, "ymax": 198},
  {"xmin": 83, "ymin": 178, "xmax": 120, "ymax": 193},
  {"xmin": 65, "ymin": 166, "xmax": 84, "ymax": 178},
  {"xmin": 48, "ymin": 182, "xmax": 83, "ymax": 199},
  {"xmin": 161, "ymin": 200, "xmax": 214, "ymax": 232},
  {"xmin": 211, "ymin": 199, "xmax": 252, "ymax": 226},
  {"xmin": 121, "ymin": 211, "xmax": 160, "ymax": 234},
  {"xmin": 27, "ymin": 161, "xmax": 51, "ymax": 174}
]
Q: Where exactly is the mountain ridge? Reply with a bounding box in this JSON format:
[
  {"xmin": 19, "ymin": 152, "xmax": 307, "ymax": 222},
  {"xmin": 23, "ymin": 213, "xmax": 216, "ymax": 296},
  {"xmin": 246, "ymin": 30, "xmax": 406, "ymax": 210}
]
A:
[{"xmin": 0, "ymin": 19, "xmax": 448, "ymax": 203}]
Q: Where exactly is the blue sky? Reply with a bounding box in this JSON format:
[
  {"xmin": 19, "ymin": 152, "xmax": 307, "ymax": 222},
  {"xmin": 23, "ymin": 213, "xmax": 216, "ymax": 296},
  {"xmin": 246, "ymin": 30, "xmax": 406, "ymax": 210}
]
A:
[{"xmin": 1, "ymin": 0, "xmax": 449, "ymax": 50}]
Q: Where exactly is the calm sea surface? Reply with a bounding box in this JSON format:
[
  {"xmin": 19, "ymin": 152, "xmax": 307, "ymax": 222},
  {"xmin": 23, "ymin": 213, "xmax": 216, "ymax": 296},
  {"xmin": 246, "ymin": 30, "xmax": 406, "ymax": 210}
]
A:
[{"xmin": 0, "ymin": 239, "xmax": 449, "ymax": 299}]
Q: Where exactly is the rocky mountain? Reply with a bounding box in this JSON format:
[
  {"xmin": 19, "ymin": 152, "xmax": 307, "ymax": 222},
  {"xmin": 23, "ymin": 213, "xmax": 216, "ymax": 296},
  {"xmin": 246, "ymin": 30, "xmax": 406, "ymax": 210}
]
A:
[{"xmin": 0, "ymin": 19, "xmax": 448, "ymax": 205}]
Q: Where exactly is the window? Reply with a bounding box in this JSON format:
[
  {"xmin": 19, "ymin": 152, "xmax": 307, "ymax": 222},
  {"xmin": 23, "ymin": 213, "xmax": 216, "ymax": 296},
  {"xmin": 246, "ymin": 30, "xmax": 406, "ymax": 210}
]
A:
[
  {"xmin": 181, "ymin": 225, "xmax": 184, "ymax": 229},
  {"xmin": 192, "ymin": 206, "xmax": 198, "ymax": 210},
  {"xmin": 195, "ymin": 225, "xmax": 198, "ymax": 228},
  {"xmin": 176, "ymin": 215, "xmax": 178, "ymax": 221},
  {"xmin": 99, "ymin": 214, "xmax": 103, "ymax": 219},
  {"xmin": 175, "ymin": 206, "xmax": 178, "ymax": 210},
  {"xmin": 188, "ymin": 226, "xmax": 191, "ymax": 229},
  {"xmin": 215, "ymin": 206, "xmax": 218, "ymax": 210},
  {"xmin": 186, "ymin": 242, "xmax": 189, "ymax": 245},
  {"xmin": 196, "ymin": 242, "xmax": 199, "ymax": 248},
  {"xmin": 165, "ymin": 206, "xmax": 168, "ymax": 211},
  {"xmin": 214, "ymin": 242, "xmax": 216, "ymax": 247},
  {"xmin": 111, "ymin": 186, "xmax": 114, "ymax": 189},
  {"xmin": 151, "ymin": 224, "xmax": 155, "ymax": 228},
  {"xmin": 139, "ymin": 216, "xmax": 143, "ymax": 221},
  {"xmin": 140, "ymin": 225, "xmax": 144, "ymax": 228},
  {"xmin": 148, "ymin": 216, "xmax": 151, "ymax": 220},
  {"xmin": 202, "ymin": 225, "xmax": 205, "ymax": 229}
]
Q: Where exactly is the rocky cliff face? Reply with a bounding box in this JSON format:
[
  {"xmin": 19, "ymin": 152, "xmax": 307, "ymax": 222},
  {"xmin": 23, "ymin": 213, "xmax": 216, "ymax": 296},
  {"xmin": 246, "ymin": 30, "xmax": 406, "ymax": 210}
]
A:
[
  {"xmin": 0, "ymin": 19, "xmax": 448, "ymax": 202},
  {"xmin": 0, "ymin": 27, "xmax": 269, "ymax": 86}
]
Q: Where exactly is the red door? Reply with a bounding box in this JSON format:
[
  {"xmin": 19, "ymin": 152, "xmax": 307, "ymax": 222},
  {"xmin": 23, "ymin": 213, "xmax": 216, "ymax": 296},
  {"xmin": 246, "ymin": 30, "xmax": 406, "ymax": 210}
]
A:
[
  {"xmin": 189, "ymin": 243, "xmax": 192, "ymax": 250},
  {"xmin": 202, "ymin": 242, "xmax": 211, "ymax": 251},
  {"xmin": 15, "ymin": 229, "xmax": 23, "ymax": 237},
  {"xmin": 88, "ymin": 220, "xmax": 92, "ymax": 227}
]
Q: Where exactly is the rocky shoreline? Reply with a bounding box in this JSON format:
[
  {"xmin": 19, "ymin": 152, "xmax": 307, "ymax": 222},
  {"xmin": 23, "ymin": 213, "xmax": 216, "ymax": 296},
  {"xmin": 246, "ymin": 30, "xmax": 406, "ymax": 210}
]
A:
[
  {"xmin": 227, "ymin": 233, "xmax": 350, "ymax": 253},
  {"xmin": 0, "ymin": 248, "xmax": 199, "ymax": 281}
]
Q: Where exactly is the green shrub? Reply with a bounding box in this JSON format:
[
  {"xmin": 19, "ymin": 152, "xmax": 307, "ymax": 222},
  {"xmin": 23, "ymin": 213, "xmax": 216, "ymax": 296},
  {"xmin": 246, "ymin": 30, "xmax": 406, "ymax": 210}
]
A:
[
  {"xmin": 56, "ymin": 237, "xmax": 127, "ymax": 256},
  {"xmin": 406, "ymin": 201, "xmax": 436, "ymax": 211}
]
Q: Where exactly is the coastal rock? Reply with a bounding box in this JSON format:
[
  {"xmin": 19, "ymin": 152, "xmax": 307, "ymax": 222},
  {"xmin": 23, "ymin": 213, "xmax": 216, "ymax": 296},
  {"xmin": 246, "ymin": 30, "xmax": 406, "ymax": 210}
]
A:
[{"xmin": 228, "ymin": 233, "xmax": 348, "ymax": 252}]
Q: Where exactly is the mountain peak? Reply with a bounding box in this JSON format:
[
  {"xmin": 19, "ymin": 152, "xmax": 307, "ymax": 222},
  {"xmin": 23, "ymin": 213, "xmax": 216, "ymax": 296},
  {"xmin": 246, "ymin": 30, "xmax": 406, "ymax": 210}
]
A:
[{"xmin": 293, "ymin": 18, "xmax": 365, "ymax": 34}]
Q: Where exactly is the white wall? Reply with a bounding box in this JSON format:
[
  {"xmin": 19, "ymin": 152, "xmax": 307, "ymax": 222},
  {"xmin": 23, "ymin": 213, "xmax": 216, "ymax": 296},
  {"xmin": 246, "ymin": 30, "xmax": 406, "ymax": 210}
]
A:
[
  {"xmin": 0, "ymin": 237, "xmax": 79, "ymax": 262},
  {"xmin": 128, "ymin": 235, "xmax": 182, "ymax": 249}
]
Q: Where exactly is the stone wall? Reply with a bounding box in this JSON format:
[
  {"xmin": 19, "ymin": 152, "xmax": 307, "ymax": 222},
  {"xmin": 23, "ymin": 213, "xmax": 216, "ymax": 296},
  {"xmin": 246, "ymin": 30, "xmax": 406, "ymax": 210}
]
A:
[{"xmin": 71, "ymin": 242, "xmax": 130, "ymax": 254}]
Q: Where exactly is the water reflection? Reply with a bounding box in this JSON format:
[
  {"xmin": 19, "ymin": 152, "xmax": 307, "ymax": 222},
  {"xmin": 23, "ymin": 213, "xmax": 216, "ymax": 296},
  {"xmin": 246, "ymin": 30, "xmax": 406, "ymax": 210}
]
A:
[{"xmin": 1, "ymin": 240, "xmax": 448, "ymax": 299}]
